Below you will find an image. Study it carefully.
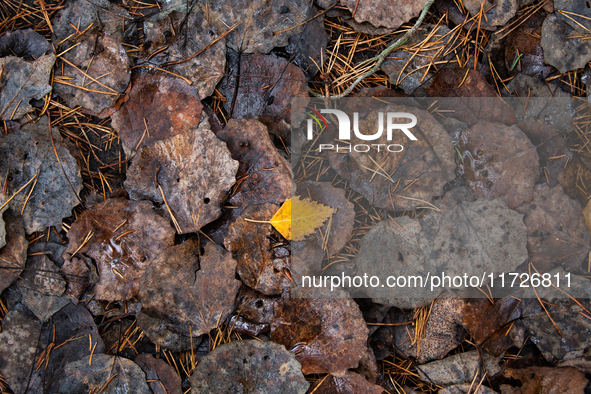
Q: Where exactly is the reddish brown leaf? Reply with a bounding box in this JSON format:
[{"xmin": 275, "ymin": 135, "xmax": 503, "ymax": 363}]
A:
[
  {"xmin": 340, "ymin": 0, "xmax": 425, "ymax": 30},
  {"xmin": 135, "ymin": 354, "xmax": 182, "ymax": 394},
  {"xmin": 501, "ymin": 366, "xmax": 588, "ymax": 394},
  {"xmin": 63, "ymin": 198, "xmax": 175, "ymax": 301},
  {"xmin": 558, "ymin": 152, "xmax": 591, "ymax": 206},
  {"xmin": 310, "ymin": 371, "xmax": 384, "ymax": 394}
]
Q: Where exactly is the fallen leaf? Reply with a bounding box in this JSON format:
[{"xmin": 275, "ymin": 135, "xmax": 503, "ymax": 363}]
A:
[
  {"xmin": 61, "ymin": 255, "xmax": 97, "ymax": 303},
  {"xmin": 501, "ymin": 366, "xmax": 588, "ymax": 394},
  {"xmin": 416, "ymin": 350, "xmax": 502, "ymax": 386},
  {"xmin": 224, "ymin": 203, "xmax": 291, "ymax": 295},
  {"xmin": 271, "ymin": 196, "xmax": 334, "ymax": 241},
  {"xmin": 295, "ymin": 181, "xmax": 355, "ymax": 256},
  {"xmin": 195, "ymin": 0, "xmax": 312, "ymax": 54},
  {"xmin": 270, "ymin": 289, "xmax": 369, "ymax": 374},
  {"xmin": 189, "ymin": 340, "xmax": 309, "ymax": 393},
  {"xmin": 0, "ymin": 304, "xmax": 44, "ymax": 394},
  {"xmin": 440, "ymin": 384, "xmax": 499, "ymax": 394},
  {"xmin": 463, "ymin": 0, "xmax": 517, "ymax": 28},
  {"xmin": 0, "ymin": 195, "xmax": 7, "ymax": 249},
  {"xmin": 53, "ymin": 28, "xmax": 131, "ymax": 115},
  {"xmin": 125, "ymin": 121, "xmax": 239, "ymax": 233},
  {"xmin": 139, "ymin": 11, "xmax": 226, "ymax": 99},
  {"xmin": 0, "ymin": 29, "xmax": 55, "ymax": 120},
  {"xmin": 515, "ymin": 184, "xmax": 590, "ymax": 272},
  {"xmin": 309, "ymin": 371, "xmax": 384, "ymax": 394},
  {"xmin": 555, "ymin": 0, "xmax": 591, "ymax": 32},
  {"xmin": 340, "ymin": 0, "xmax": 425, "ymax": 30},
  {"xmin": 558, "ymin": 152, "xmax": 591, "ymax": 206},
  {"xmin": 327, "ymin": 104, "xmax": 456, "ymax": 211},
  {"xmin": 136, "ymin": 313, "xmax": 196, "ymax": 352},
  {"xmin": 63, "ymin": 198, "xmax": 176, "ymax": 301},
  {"xmin": 139, "ymin": 240, "xmax": 241, "ymax": 346},
  {"xmin": 111, "ymin": 71, "xmax": 203, "ymax": 151},
  {"xmin": 0, "ymin": 210, "xmax": 28, "ymax": 293},
  {"xmin": 540, "ymin": 14, "xmax": 591, "ymax": 74},
  {"xmin": 134, "ymin": 354, "xmax": 182, "ymax": 394},
  {"xmin": 286, "ymin": 6, "xmax": 329, "ymax": 78},
  {"xmin": 58, "ymin": 354, "xmax": 152, "ymax": 394},
  {"xmin": 222, "ymin": 53, "xmax": 309, "ymax": 122},
  {"xmin": 234, "ymin": 285, "xmax": 278, "ymax": 325},
  {"xmin": 458, "ymin": 121, "xmax": 540, "ymax": 209},
  {"xmin": 0, "ymin": 117, "xmax": 83, "ymax": 234}
]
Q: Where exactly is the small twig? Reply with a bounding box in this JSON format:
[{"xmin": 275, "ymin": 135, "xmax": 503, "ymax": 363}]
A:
[{"xmin": 313, "ymin": 0, "xmax": 436, "ymax": 98}]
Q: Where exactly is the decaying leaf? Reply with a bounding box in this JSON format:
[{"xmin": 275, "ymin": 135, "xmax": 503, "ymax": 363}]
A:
[
  {"xmin": 139, "ymin": 240, "xmax": 241, "ymax": 345},
  {"xmin": 440, "ymin": 385, "xmax": 498, "ymax": 394},
  {"xmin": 309, "ymin": 371, "xmax": 384, "ymax": 394},
  {"xmin": 53, "ymin": 28, "xmax": 131, "ymax": 115},
  {"xmin": 504, "ymin": 13, "xmax": 553, "ymax": 78},
  {"xmin": 63, "ymin": 198, "xmax": 175, "ymax": 301},
  {"xmin": 340, "ymin": 0, "xmax": 425, "ymax": 30},
  {"xmin": 0, "ymin": 116, "xmax": 83, "ymax": 234},
  {"xmin": 541, "ymin": 14, "xmax": 591, "ymax": 74},
  {"xmin": 58, "ymin": 354, "xmax": 151, "ymax": 394},
  {"xmin": 136, "ymin": 313, "xmax": 196, "ymax": 352},
  {"xmin": 125, "ymin": 121, "xmax": 239, "ymax": 233},
  {"xmin": 558, "ymin": 152, "xmax": 591, "ymax": 206},
  {"xmin": 222, "ymin": 53, "xmax": 309, "ymax": 122},
  {"xmin": 328, "ymin": 105, "xmax": 456, "ymax": 211},
  {"xmin": 458, "ymin": 121, "xmax": 540, "ymax": 209},
  {"xmin": 416, "ymin": 350, "xmax": 502, "ymax": 386},
  {"xmin": 224, "ymin": 203, "xmax": 291, "ymax": 295},
  {"xmin": 0, "ymin": 210, "xmax": 27, "ymax": 293},
  {"xmin": 0, "ymin": 194, "xmax": 7, "ymax": 249},
  {"xmin": 295, "ymin": 181, "xmax": 355, "ymax": 256},
  {"xmin": 286, "ymin": 6, "xmax": 328, "ymax": 78},
  {"xmin": 555, "ymin": 0, "xmax": 591, "ymax": 32},
  {"xmin": 270, "ymin": 289, "xmax": 369, "ymax": 374},
  {"xmin": 501, "ymin": 366, "xmax": 588, "ymax": 394},
  {"xmin": 135, "ymin": 354, "xmax": 182, "ymax": 394},
  {"xmin": 515, "ymin": 184, "xmax": 590, "ymax": 272},
  {"xmin": 195, "ymin": 0, "xmax": 312, "ymax": 54},
  {"xmin": 463, "ymin": 0, "xmax": 517, "ymax": 28},
  {"xmin": 140, "ymin": 11, "xmax": 226, "ymax": 99},
  {"xmin": 0, "ymin": 304, "xmax": 43, "ymax": 394},
  {"xmin": 189, "ymin": 340, "xmax": 309, "ymax": 393},
  {"xmin": 0, "ymin": 29, "xmax": 55, "ymax": 120},
  {"xmin": 271, "ymin": 196, "xmax": 334, "ymax": 241}
]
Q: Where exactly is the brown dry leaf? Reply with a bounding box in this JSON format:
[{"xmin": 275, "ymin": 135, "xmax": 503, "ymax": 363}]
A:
[
  {"xmin": 340, "ymin": 0, "xmax": 425, "ymax": 30},
  {"xmin": 271, "ymin": 196, "xmax": 334, "ymax": 241},
  {"xmin": 189, "ymin": 340, "xmax": 309, "ymax": 393},
  {"xmin": 222, "ymin": 53, "xmax": 309, "ymax": 122},
  {"xmin": 515, "ymin": 184, "xmax": 590, "ymax": 272},
  {"xmin": 463, "ymin": 0, "xmax": 517, "ymax": 28},
  {"xmin": 125, "ymin": 121, "xmax": 239, "ymax": 233},
  {"xmin": 328, "ymin": 105, "xmax": 456, "ymax": 211},
  {"xmin": 139, "ymin": 240, "xmax": 241, "ymax": 345},
  {"xmin": 0, "ymin": 210, "xmax": 28, "ymax": 293},
  {"xmin": 0, "ymin": 29, "xmax": 55, "ymax": 121},
  {"xmin": 310, "ymin": 371, "xmax": 384, "ymax": 394},
  {"xmin": 458, "ymin": 121, "xmax": 540, "ymax": 209},
  {"xmin": 135, "ymin": 355, "xmax": 182, "ymax": 394},
  {"xmin": 501, "ymin": 367, "xmax": 588, "ymax": 394},
  {"xmin": 427, "ymin": 68, "xmax": 518, "ymax": 126},
  {"xmin": 0, "ymin": 116, "xmax": 83, "ymax": 234},
  {"xmin": 111, "ymin": 71, "xmax": 203, "ymax": 152},
  {"xmin": 53, "ymin": 28, "xmax": 131, "ymax": 115},
  {"xmin": 140, "ymin": 11, "xmax": 225, "ymax": 99},
  {"xmin": 195, "ymin": 0, "xmax": 311, "ymax": 54},
  {"xmin": 296, "ymin": 181, "xmax": 355, "ymax": 256},
  {"xmin": 224, "ymin": 203, "xmax": 291, "ymax": 295},
  {"xmin": 63, "ymin": 198, "xmax": 175, "ymax": 301},
  {"xmin": 270, "ymin": 289, "xmax": 369, "ymax": 374},
  {"xmin": 558, "ymin": 152, "xmax": 591, "ymax": 206}
]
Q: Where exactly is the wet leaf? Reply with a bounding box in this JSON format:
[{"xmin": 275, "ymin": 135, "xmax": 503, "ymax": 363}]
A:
[
  {"xmin": 0, "ymin": 304, "xmax": 43, "ymax": 394},
  {"xmin": 270, "ymin": 289, "xmax": 369, "ymax": 374},
  {"xmin": 135, "ymin": 354, "xmax": 182, "ymax": 394},
  {"xmin": 53, "ymin": 28, "xmax": 131, "ymax": 115},
  {"xmin": 500, "ymin": 366, "xmax": 588, "ymax": 394},
  {"xmin": 139, "ymin": 11, "xmax": 226, "ymax": 99},
  {"xmin": 458, "ymin": 121, "xmax": 540, "ymax": 209},
  {"xmin": 189, "ymin": 340, "xmax": 309, "ymax": 393},
  {"xmin": 195, "ymin": 0, "xmax": 312, "ymax": 54},
  {"xmin": 328, "ymin": 105, "xmax": 456, "ymax": 211},
  {"xmin": 58, "ymin": 354, "xmax": 152, "ymax": 394},
  {"xmin": 286, "ymin": 6, "xmax": 328, "ymax": 78},
  {"xmin": 234, "ymin": 285, "xmax": 278, "ymax": 325},
  {"xmin": 515, "ymin": 184, "xmax": 590, "ymax": 272},
  {"xmin": 63, "ymin": 198, "xmax": 175, "ymax": 301},
  {"xmin": 0, "ymin": 29, "xmax": 55, "ymax": 121},
  {"xmin": 271, "ymin": 196, "xmax": 334, "ymax": 241},
  {"xmin": 416, "ymin": 350, "xmax": 502, "ymax": 386},
  {"xmin": 0, "ymin": 117, "xmax": 83, "ymax": 234},
  {"xmin": 340, "ymin": 0, "xmax": 425, "ymax": 30},
  {"xmin": 125, "ymin": 121, "xmax": 239, "ymax": 233},
  {"xmin": 0, "ymin": 210, "xmax": 27, "ymax": 293},
  {"xmin": 296, "ymin": 181, "xmax": 355, "ymax": 256},
  {"xmin": 139, "ymin": 240, "xmax": 241, "ymax": 345},
  {"xmin": 224, "ymin": 203, "xmax": 291, "ymax": 295},
  {"xmin": 558, "ymin": 152, "xmax": 591, "ymax": 206},
  {"xmin": 136, "ymin": 313, "xmax": 196, "ymax": 352},
  {"xmin": 463, "ymin": 0, "xmax": 517, "ymax": 28},
  {"xmin": 555, "ymin": 0, "xmax": 591, "ymax": 32},
  {"xmin": 61, "ymin": 255, "xmax": 96, "ymax": 303},
  {"xmin": 310, "ymin": 371, "xmax": 384, "ymax": 394},
  {"xmin": 541, "ymin": 14, "xmax": 591, "ymax": 74},
  {"xmin": 222, "ymin": 53, "xmax": 309, "ymax": 122}
]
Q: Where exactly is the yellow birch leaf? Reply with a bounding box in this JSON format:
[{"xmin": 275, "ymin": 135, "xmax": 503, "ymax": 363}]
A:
[{"xmin": 270, "ymin": 196, "xmax": 334, "ymax": 241}]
